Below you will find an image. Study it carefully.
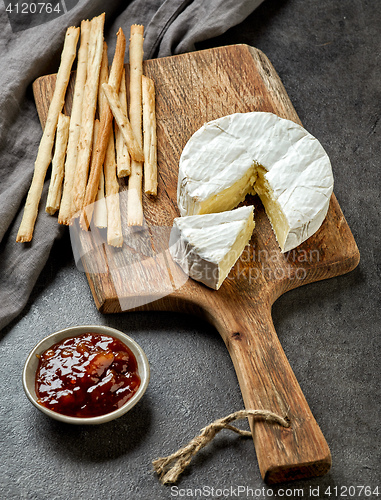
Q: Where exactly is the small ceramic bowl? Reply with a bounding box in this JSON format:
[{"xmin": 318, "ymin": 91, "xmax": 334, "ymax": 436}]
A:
[{"xmin": 22, "ymin": 325, "xmax": 150, "ymax": 425}]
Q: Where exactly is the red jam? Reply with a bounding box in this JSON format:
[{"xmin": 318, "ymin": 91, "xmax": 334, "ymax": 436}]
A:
[{"xmin": 35, "ymin": 333, "xmax": 141, "ymax": 418}]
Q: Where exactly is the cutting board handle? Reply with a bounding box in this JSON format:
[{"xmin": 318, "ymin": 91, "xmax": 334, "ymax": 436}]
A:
[{"xmin": 213, "ymin": 297, "xmax": 331, "ymax": 484}]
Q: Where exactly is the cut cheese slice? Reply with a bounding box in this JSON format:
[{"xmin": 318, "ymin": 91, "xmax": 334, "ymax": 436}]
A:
[
  {"xmin": 169, "ymin": 205, "xmax": 255, "ymax": 290},
  {"xmin": 177, "ymin": 112, "xmax": 334, "ymax": 252}
]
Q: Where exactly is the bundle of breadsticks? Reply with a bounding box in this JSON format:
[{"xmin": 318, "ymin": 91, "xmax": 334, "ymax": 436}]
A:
[{"xmin": 16, "ymin": 13, "xmax": 157, "ymax": 248}]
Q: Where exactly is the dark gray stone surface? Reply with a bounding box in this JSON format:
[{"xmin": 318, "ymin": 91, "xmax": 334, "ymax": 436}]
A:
[{"xmin": 1, "ymin": 0, "xmax": 380, "ymax": 498}]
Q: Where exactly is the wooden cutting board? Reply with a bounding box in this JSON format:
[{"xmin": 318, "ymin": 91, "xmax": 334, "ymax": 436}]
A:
[{"xmin": 33, "ymin": 44, "xmax": 359, "ymax": 484}]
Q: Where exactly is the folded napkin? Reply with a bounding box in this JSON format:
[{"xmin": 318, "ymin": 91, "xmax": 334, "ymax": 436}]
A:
[{"xmin": 0, "ymin": 0, "xmax": 264, "ymax": 330}]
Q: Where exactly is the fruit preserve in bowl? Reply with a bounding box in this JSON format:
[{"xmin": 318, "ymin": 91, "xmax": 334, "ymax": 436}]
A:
[{"xmin": 22, "ymin": 325, "xmax": 150, "ymax": 424}]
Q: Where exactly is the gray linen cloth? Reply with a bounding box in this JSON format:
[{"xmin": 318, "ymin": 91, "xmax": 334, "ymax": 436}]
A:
[{"xmin": 0, "ymin": 0, "xmax": 263, "ymax": 330}]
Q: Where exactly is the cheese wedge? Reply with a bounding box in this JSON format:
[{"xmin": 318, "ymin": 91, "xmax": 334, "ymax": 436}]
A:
[
  {"xmin": 169, "ymin": 205, "xmax": 255, "ymax": 290},
  {"xmin": 177, "ymin": 112, "xmax": 334, "ymax": 252}
]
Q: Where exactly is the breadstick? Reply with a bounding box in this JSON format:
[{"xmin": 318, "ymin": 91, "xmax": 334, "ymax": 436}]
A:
[
  {"xmin": 102, "ymin": 83, "xmax": 144, "ymax": 162},
  {"xmin": 80, "ymin": 28, "xmax": 126, "ymax": 230},
  {"xmin": 92, "ymin": 46, "xmax": 109, "ymax": 229},
  {"xmin": 142, "ymin": 75, "xmax": 157, "ymax": 195},
  {"xmin": 104, "ymin": 132, "xmax": 123, "ymax": 247},
  {"xmin": 127, "ymin": 24, "xmax": 144, "ymax": 226},
  {"xmin": 71, "ymin": 13, "xmax": 105, "ymax": 216},
  {"xmin": 115, "ymin": 70, "xmax": 131, "ymax": 177},
  {"xmin": 16, "ymin": 26, "xmax": 79, "ymax": 242},
  {"xmin": 82, "ymin": 120, "xmax": 107, "ymax": 228},
  {"xmin": 46, "ymin": 113, "xmax": 70, "ymax": 214},
  {"xmin": 58, "ymin": 19, "xmax": 90, "ymax": 225},
  {"xmin": 97, "ymin": 41, "xmax": 109, "ymax": 117},
  {"xmin": 94, "ymin": 166, "xmax": 108, "ymax": 228}
]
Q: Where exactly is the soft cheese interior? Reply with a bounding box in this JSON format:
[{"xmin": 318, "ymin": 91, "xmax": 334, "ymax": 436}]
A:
[
  {"xmin": 169, "ymin": 206, "xmax": 255, "ymax": 290},
  {"xmin": 254, "ymin": 165, "xmax": 290, "ymax": 251},
  {"xmin": 178, "ymin": 112, "xmax": 334, "ymax": 252}
]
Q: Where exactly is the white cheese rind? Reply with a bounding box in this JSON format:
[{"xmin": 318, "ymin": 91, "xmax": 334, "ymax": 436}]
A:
[
  {"xmin": 177, "ymin": 112, "xmax": 334, "ymax": 252},
  {"xmin": 169, "ymin": 205, "xmax": 255, "ymax": 290}
]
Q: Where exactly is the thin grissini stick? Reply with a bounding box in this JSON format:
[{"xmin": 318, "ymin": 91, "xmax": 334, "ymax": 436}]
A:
[
  {"xmin": 58, "ymin": 19, "xmax": 91, "ymax": 225},
  {"xmin": 93, "ymin": 47, "xmax": 109, "ymax": 229},
  {"xmin": 94, "ymin": 165, "xmax": 108, "ymax": 228},
  {"xmin": 102, "ymin": 83, "xmax": 144, "ymax": 162},
  {"xmin": 128, "ymin": 24, "xmax": 144, "ymax": 226},
  {"xmin": 142, "ymin": 75, "xmax": 157, "ymax": 196},
  {"xmin": 90, "ymin": 120, "xmax": 108, "ymax": 228},
  {"xmin": 45, "ymin": 113, "xmax": 70, "ymax": 215},
  {"xmin": 16, "ymin": 26, "xmax": 79, "ymax": 242},
  {"xmin": 115, "ymin": 70, "xmax": 131, "ymax": 177},
  {"xmin": 104, "ymin": 126, "xmax": 123, "ymax": 247},
  {"xmin": 97, "ymin": 41, "xmax": 109, "ymax": 117},
  {"xmin": 71, "ymin": 13, "xmax": 105, "ymax": 216},
  {"xmin": 80, "ymin": 27, "xmax": 126, "ymax": 230},
  {"xmin": 129, "ymin": 25, "xmax": 144, "ymax": 137}
]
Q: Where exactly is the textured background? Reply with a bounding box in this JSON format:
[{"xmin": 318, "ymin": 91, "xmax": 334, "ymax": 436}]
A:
[{"xmin": 1, "ymin": 0, "xmax": 380, "ymax": 499}]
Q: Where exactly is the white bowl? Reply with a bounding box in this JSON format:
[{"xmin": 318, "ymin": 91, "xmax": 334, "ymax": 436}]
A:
[{"xmin": 22, "ymin": 325, "xmax": 150, "ymax": 425}]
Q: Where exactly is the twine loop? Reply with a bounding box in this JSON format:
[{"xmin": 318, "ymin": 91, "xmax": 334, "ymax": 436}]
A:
[{"xmin": 153, "ymin": 409, "xmax": 290, "ymax": 484}]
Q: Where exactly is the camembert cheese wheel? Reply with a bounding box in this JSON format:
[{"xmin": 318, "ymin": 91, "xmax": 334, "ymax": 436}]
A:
[{"xmin": 177, "ymin": 112, "xmax": 334, "ymax": 252}]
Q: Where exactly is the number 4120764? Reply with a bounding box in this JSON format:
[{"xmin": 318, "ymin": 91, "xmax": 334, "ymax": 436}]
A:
[
  {"xmin": 6, "ymin": 3, "xmax": 61, "ymax": 14},
  {"xmin": 324, "ymin": 485, "xmax": 380, "ymax": 497}
]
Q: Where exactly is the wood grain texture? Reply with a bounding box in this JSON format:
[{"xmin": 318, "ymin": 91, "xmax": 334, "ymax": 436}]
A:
[{"xmin": 33, "ymin": 44, "xmax": 359, "ymax": 484}]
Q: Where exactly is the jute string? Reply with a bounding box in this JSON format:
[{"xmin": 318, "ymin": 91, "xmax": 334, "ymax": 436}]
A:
[{"xmin": 153, "ymin": 409, "xmax": 290, "ymax": 484}]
